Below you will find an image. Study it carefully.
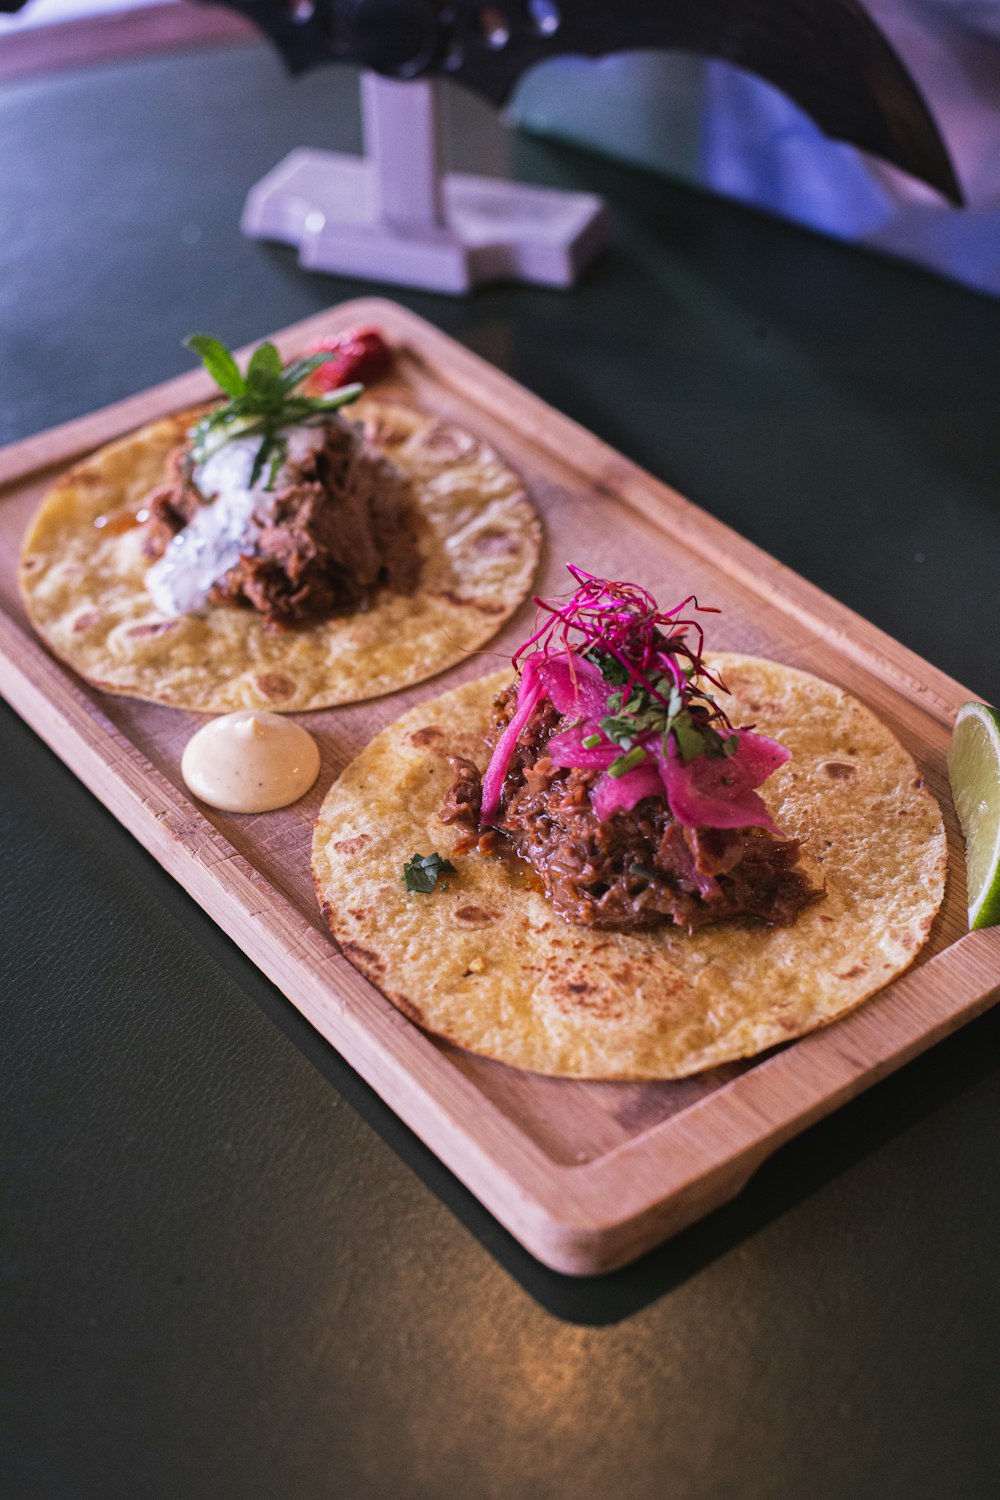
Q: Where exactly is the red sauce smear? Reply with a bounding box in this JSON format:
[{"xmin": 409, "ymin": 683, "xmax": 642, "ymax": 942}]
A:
[{"xmin": 302, "ymin": 327, "xmax": 391, "ymax": 394}]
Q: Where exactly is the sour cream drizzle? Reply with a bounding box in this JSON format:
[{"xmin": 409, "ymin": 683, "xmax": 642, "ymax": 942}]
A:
[
  {"xmin": 181, "ymin": 711, "xmax": 320, "ymax": 813},
  {"xmin": 145, "ymin": 423, "xmax": 328, "ymax": 617}
]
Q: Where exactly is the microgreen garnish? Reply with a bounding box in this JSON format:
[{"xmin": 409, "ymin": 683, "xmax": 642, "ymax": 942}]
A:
[
  {"xmin": 403, "ymin": 852, "xmax": 456, "ymax": 894},
  {"xmin": 513, "ymin": 566, "xmax": 737, "ymax": 764},
  {"xmin": 479, "ymin": 567, "xmax": 791, "ymax": 834},
  {"xmin": 184, "ymin": 333, "xmax": 363, "ymax": 490}
]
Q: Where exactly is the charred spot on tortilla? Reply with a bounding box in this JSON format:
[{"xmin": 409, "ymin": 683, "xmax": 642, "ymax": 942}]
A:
[
  {"xmin": 339, "ymin": 940, "xmax": 386, "ymax": 977},
  {"xmin": 333, "ymin": 835, "xmax": 371, "ymax": 855},
  {"xmin": 126, "ymin": 621, "xmax": 177, "ymax": 639},
  {"xmin": 254, "ymin": 672, "xmax": 296, "ymax": 700},
  {"xmin": 453, "ymin": 905, "xmax": 500, "ymax": 926},
  {"xmin": 19, "ymin": 332, "xmax": 540, "ymax": 713}
]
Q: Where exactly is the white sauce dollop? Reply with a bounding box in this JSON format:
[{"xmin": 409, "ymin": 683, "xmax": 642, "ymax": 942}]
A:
[
  {"xmin": 146, "ymin": 424, "xmax": 328, "ymax": 617},
  {"xmin": 181, "ymin": 711, "xmax": 321, "ymax": 813}
]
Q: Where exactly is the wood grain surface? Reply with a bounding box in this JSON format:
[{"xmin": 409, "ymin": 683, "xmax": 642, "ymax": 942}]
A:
[{"xmin": 2, "ymin": 296, "xmax": 998, "ymax": 1274}]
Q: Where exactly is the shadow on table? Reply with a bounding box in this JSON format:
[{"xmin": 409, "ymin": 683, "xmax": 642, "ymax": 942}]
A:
[{"xmin": 252, "ymin": 940, "xmax": 1000, "ymax": 1325}]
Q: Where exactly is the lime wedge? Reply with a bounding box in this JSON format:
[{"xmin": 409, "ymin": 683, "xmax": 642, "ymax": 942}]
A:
[{"xmin": 948, "ymin": 701, "xmax": 1000, "ymax": 929}]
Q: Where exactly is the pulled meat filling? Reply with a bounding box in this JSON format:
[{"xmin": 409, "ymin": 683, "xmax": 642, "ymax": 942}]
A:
[
  {"xmin": 142, "ymin": 421, "xmax": 420, "ymax": 627},
  {"xmin": 442, "ymin": 686, "xmax": 820, "ymax": 932}
]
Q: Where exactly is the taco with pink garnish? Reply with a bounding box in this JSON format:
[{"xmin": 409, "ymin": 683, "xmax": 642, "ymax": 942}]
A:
[{"xmin": 312, "ymin": 568, "xmax": 947, "ymax": 1079}]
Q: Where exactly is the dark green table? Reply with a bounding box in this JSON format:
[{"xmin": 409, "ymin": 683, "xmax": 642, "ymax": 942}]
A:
[{"xmin": 3, "ymin": 41, "xmax": 1000, "ymax": 1500}]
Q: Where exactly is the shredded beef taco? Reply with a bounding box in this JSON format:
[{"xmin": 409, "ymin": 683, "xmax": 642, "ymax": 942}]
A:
[
  {"xmin": 19, "ymin": 333, "xmax": 540, "ymax": 713},
  {"xmin": 312, "ymin": 569, "xmax": 947, "ymax": 1080}
]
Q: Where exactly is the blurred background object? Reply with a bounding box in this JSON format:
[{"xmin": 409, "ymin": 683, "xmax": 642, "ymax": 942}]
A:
[
  {"xmin": 0, "ymin": 0, "xmax": 256, "ymax": 77},
  {"xmin": 4, "ymin": 0, "xmax": 994, "ymax": 292},
  {"xmin": 509, "ymin": 0, "xmax": 1000, "ymax": 295},
  {"xmin": 239, "ymin": 70, "xmax": 613, "ymax": 292}
]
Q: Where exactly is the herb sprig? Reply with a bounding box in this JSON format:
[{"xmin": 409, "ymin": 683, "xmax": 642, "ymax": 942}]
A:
[{"xmin": 185, "ymin": 333, "xmax": 363, "ymax": 489}]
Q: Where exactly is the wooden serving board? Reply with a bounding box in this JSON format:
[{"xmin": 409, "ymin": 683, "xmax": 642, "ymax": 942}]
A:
[{"xmin": 2, "ymin": 297, "xmax": 999, "ymax": 1276}]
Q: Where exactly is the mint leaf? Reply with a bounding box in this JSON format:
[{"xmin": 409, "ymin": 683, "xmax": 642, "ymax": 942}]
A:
[
  {"xmin": 245, "ymin": 341, "xmax": 284, "ymax": 404},
  {"xmin": 183, "ymin": 333, "xmax": 363, "ymax": 472},
  {"xmin": 185, "ymin": 334, "xmax": 245, "ymax": 397}
]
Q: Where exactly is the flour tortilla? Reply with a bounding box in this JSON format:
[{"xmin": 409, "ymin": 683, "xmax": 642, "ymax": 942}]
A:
[
  {"xmin": 19, "ymin": 398, "xmax": 540, "ymax": 712},
  {"xmin": 312, "ymin": 656, "xmax": 947, "ymax": 1080}
]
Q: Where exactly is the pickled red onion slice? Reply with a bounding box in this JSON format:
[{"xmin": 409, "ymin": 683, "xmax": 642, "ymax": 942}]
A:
[
  {"xmin": 537, "ymin": 654, "xmax": 610, "ymax": 719},
  {"xmin": 546, "ymin": 726, "xmax": 620, "ymax": 770},
  {"xmin": 590, "ymin": 761, "xmax": 665, "ymax": 822},
  {"xmin": 659, "ymin": 732, "xmax": 789, "ymax": 834},
  {"xmin": 479, "ymin": 657, "xmax": 545, "ymax": 825}
]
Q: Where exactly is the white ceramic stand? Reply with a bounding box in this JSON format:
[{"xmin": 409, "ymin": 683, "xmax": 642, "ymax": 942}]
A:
[{"xmin": 241, "ymin": 73, "xmax": 611, "ymax": 294}]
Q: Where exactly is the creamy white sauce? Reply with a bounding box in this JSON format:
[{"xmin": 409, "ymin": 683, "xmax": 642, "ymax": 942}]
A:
[
  {"xmin": 146, "ymin": 424, "xmax": 328, "ymax": 617},
  {"xmin": 181, "ymin": 711, "xmax": 321, "ymax": 813}
]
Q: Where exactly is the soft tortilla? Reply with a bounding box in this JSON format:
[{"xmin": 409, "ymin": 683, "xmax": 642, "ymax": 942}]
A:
[
  {"xmin": 312, "ymin": 656, "xmax": 947, "ymax": 1080},
  {"xmin": 19, "ymin": 398, "xmax": 540, "ymax": 712}
]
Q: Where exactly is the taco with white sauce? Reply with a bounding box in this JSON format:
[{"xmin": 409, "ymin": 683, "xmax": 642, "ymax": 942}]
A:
[{"xmin": 19, "ymin": 333, "xmax": 540, "ymax": 713}]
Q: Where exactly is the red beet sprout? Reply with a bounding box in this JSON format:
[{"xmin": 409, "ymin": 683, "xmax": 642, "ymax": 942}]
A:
[
  {"xmin": 479, "ymin": 566, "xmax": 790, "ymax": 832},
  {"xmin": 512, "ymin": 565, "xmax": 732, "ymax": 733}
]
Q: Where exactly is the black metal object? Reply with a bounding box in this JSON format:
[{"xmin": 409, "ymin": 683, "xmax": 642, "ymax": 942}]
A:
[
  {"xmin": 0, "ymin": 0, "xmax": 960, "ymax": 200},
  {"xmin": 190, "ymin": 0, "xmax": 962, "ymax": 203}
]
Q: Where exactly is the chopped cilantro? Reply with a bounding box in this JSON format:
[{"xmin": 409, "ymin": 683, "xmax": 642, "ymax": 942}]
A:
[
  {"xmin": 585, "ymin": 646, "xmax": 630, "ymax": 684},
  {"xmin": 580, "ymin": 659, "xmax": 743, "ymax": 772},
  {"xmin": 599, "ymin": 678, "xmax": 675, "ymax": 750},
  {"xmin": 402, "ymin": 851, "xmax": 456, "ymax": 894},
  {"xmin": 671, "ymin": 714, "xmax": 708, "ymax": 763},
  {"xmin": 608, "ymin": 746, "xmax": 649, "ymax": 779},
  {"xmin": 600, "ymin": 716, "xmax": 635, "ymax": 751}
]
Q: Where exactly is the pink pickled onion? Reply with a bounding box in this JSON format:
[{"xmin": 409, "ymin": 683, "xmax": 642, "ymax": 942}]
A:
[
  {"xmin": 479, "ymin": 657, "xmax": 544, "ymax": 825},
  {"xmin": 477, "ymin": 569, "xmax": 792, "ymax": 836},
  {"xmin": 591, "ymin": 760, "xmax": 664, "ymax": 822},
  {"xmin": 537, "ymin": 654, "xmax": 610, "ymax": 719},
  {"xmin": 659, "ymin": 731, "xmax": 789, "ymax": 834},
  {"xmin": 548, "ymin": 727, "xmax": 788, "ymax": 832},
  {"xmin": 546, "ymin": 726, "xmax": 620, "ymax": 770}
]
